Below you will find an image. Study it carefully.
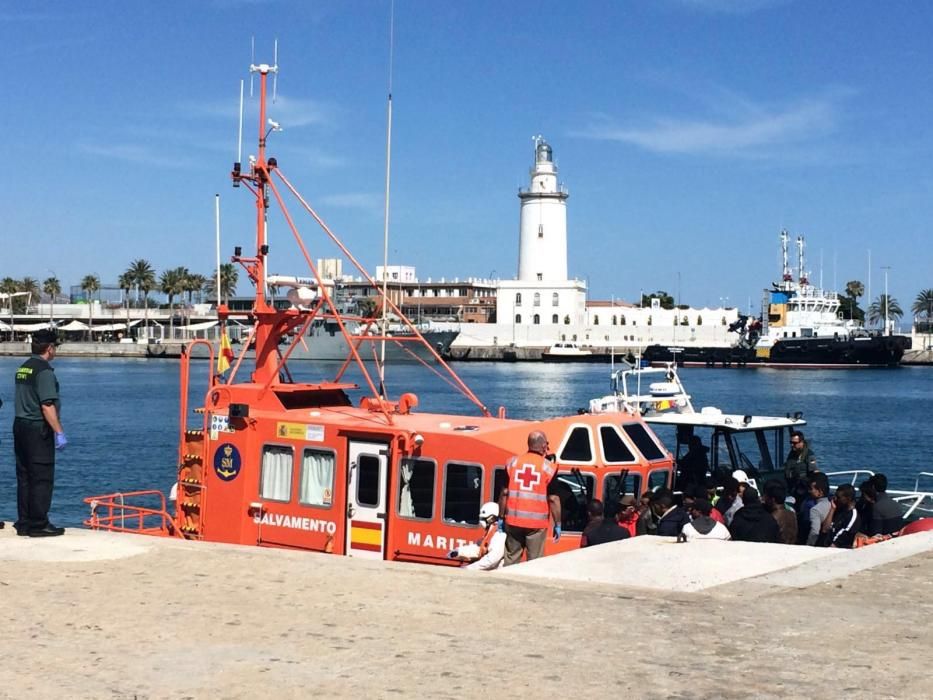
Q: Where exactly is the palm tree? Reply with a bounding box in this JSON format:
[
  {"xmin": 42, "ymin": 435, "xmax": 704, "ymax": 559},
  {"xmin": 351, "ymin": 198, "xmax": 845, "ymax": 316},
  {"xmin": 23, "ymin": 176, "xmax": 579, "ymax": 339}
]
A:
[
  {"xmin": 912, "ymin": 288, "xmax": 933, "ymax": 321},
  {"xmin": 126, "ymin": 259, "xmax": 156, "ymax": 339},
  {"xmin": 845, "ymin": 280, "xmax": 865, "ymax": 299},
  {"xmin": 207, "ymin": 263, "xmax": 239, "ymax": 306},
  {"xmin": 868, "ymin": 293, "xmax": 903, "ymax": 331},
  {"xmin": 43, "ymin": 277, "xmax": 61, "ymax": 324},
  {"xmin": 19, "ymin": 277, "xmax": 40, "ymax": 310},
  {"xmin": 183, "ymin": 273, "xmax": 207, "ymax": 329},
  {"xmin": 80, "ymin": 274, "xmax": 101, "ymax": 340},
  {"xmin": 118, "ymin": 272, "xmax": 133, "ymax": 337},
  {"xmin": 160, "ymin": 267, "xmax": 188, "ymax": 339},
  {"xmin": 1, "ymin": 277, "xmax": 17, "ymax": 334}
]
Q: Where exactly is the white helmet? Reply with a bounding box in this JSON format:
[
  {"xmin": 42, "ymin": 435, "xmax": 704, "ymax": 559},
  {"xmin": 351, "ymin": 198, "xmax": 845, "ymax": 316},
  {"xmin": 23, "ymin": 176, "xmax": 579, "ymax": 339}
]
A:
[
  {"xmin": 479, "ymin": 502, "xmax": 499, "ymax": 520},
  {"xmin": 732, "ymin": 469, "xmax": 749, "ymax": 484}
]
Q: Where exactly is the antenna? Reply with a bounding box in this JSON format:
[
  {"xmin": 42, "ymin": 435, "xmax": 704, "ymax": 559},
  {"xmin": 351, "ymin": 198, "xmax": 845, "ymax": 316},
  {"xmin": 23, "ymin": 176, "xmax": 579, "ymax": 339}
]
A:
[
  {"xmin": 272, "ymin": 38, "xmax": 278, "ymax": 103},
  {"xmin": 249, "ymin": 36, "xmax": 255, "ymax": 97},
  {"xmin": 378, "ymin": 0, "xmax": 395, "ymax": 396},
  {"xmin": 237, "ymin": 79, "xmax": 244, "ymax": 164}
]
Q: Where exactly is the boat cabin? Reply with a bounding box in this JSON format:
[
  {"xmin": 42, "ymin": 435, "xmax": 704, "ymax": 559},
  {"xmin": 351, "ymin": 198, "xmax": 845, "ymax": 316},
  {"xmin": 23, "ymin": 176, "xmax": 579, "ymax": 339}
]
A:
[
  {"xmin": 589, "ymin": 361, "xmax": 806, "ymax": 489},
  {"xmin": 644, "ymin": 410, "xmax": 806, "ymax": 489}
]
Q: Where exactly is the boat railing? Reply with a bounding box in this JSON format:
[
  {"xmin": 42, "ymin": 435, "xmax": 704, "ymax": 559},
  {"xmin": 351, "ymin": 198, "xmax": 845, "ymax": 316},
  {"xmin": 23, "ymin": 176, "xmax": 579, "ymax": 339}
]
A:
[
  {"xmin": 825, "ymin": 470, "xmax": 933, "ymax": 520},
  {"xmin": 888, "ymin": 489, "xmax": 933, "ymax": 520},
  {"xmin": 84, "ymin": 490, "xmax": 176, "ymax": 536},
  {"xmin": 825, "ymin": 469, "xmax": 875, "ymax": 487}
]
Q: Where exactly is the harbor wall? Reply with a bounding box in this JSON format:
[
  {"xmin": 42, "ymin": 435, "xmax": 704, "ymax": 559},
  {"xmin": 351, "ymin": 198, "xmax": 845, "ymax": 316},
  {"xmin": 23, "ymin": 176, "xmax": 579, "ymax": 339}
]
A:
[
  {"xmin": 0, "ymin": 341, "xmax": 183, "ymax": 358},
  {"xmin": 450, "ymin": 321, "xmax": 737, "ymax": 353}
]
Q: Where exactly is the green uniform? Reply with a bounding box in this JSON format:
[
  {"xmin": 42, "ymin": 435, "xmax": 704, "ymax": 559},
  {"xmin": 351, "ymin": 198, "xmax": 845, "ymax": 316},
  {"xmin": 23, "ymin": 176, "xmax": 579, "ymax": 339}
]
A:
[
  {"xmin": 14, "ymin": 356, "xmax": 60, "ymax": 420},
  {"xmin": 13, "ymin": 355, "xmax": 61, "ymax": 533},
  {"xmin": 783, "ymin": 446, "xmax": 816, "ymax": 483}
]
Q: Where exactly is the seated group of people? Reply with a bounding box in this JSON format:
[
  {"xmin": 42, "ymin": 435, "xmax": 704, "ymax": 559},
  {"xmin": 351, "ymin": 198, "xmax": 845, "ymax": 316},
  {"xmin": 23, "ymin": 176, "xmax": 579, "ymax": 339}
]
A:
[{"xmin": 579, "ymin": 470, "xmax": 906, "ymax": 549}]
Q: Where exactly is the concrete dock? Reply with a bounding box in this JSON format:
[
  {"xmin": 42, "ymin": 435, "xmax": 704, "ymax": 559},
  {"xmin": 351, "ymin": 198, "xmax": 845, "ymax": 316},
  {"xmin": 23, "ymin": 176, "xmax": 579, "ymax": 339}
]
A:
[{"xmin": 1, "ymin": 526, "xmax": 931, "ymax": 699}]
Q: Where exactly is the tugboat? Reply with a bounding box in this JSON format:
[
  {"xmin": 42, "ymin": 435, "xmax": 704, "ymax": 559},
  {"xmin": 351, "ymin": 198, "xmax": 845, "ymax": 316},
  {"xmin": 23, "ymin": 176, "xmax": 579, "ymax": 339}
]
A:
[
  {"xmin": 83, "ymin": 55, "xmax": 674, "ymax": 564},
  {"xmin": 644, "ymin": 231, "xmax": 910, "ymax": 368}
]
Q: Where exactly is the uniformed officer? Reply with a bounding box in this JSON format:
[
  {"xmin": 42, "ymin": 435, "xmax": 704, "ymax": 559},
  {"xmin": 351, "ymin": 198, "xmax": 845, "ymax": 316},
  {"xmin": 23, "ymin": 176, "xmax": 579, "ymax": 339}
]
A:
[{"xmin": 13, "ymin": 329, "xmax": 67, "ymax": 537}]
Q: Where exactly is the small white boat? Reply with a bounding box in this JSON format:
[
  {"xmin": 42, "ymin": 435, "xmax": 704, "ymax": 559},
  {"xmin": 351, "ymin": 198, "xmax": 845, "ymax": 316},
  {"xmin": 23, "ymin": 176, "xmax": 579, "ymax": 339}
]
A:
[
  {"xmin": 590, "ymin": 360, "xmax": 806, "ymax": 489},
  {"xmin": 542, "ymin": 341, "xmax": 592, "ymax": 361}
]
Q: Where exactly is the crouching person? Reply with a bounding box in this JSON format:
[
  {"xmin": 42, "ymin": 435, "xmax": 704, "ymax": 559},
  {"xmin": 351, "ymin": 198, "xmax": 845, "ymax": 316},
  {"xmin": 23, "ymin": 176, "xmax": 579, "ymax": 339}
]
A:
[
  {"xmin": 680, "ymin": 499, "xmax": 731, "ymax": 541},
  {"xmin": 448, "ymin": 502, "xmax": 506, "ymax": 570}
]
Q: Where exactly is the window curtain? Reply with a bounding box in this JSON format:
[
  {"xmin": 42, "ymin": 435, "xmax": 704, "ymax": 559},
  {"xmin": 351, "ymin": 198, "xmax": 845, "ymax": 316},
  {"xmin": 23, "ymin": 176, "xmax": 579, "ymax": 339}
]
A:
[
  {"xmin": 261, "ymin": 447, "xmax": 293, "ymax": 501},
  {"xmin": 300, "ymin": 451, "xmax": 335, "ymax": 506},
  {"xmin": 398, "ymin": 460, "xmax": 414, "ymax": 517}
]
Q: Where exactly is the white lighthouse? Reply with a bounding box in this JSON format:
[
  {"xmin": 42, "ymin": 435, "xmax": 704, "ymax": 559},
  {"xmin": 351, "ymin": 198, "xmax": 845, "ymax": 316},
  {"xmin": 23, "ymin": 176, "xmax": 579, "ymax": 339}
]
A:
[
  {"xmin": 496, "ymin": 137, "xmax": 587, "ymax": 336},
  {"xmin": 517, "ymin": 136, "xmax": 569, "ymax": 281}
]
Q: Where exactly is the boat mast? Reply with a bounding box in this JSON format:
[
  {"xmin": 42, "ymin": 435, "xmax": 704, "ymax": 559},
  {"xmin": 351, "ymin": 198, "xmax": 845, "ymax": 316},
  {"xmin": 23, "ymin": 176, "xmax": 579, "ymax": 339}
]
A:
[
  {"xmin": 246, "ymin": 59, "xmax": 278, "ymax": 384},
  {"xmin": 781, "ymin": 229, "xmax": 792, "ymax": 286},
  {"xmin": 797, "ymin": 235, "xmax": 807, "ymax": 286}
]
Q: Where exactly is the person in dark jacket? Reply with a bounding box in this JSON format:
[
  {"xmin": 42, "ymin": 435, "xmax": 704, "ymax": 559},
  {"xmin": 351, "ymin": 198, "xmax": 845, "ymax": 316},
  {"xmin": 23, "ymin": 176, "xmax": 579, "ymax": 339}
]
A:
[
  {"xmin": 652, "ymin": 494, "xmax": 691, "ymax": 537},
  {"xmin": 868, "ymin": 473, "xmax": 904, "ymax": 536},
  {"xmin": 580, "ymin": 499, "xmax": 630, "ymax": 547},
  {"xmin": 784, "ymin": 430, "xmax": 817, "ymax": 485},
  {"xmin": 856, "ymin": 480, "xmax": 876, "ymax": 535},
  {"xmin": 729, "ymin": 488, "xmax": 781, "ymax": 543},
  {"xmin": 763, "ymin": 479, "xmax": 797, "ymax": 545},
  {"xmin": 826, "ymin": 484, "xmax": 861, "ymax": 549}
]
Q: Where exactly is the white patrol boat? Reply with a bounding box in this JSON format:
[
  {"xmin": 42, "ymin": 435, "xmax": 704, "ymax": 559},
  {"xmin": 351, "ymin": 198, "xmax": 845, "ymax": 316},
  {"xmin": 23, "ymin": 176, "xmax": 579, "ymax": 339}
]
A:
[{"xmin": 589, "ymin": 360, "xmax": 806, "ymax": 489}]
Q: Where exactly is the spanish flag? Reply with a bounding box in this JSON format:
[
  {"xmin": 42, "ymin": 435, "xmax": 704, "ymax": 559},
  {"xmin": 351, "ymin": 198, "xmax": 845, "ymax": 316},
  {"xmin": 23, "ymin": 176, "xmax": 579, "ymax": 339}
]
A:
[{"xmin": 217, "ymin": 328, "xmax": 234, "ymax": 374}]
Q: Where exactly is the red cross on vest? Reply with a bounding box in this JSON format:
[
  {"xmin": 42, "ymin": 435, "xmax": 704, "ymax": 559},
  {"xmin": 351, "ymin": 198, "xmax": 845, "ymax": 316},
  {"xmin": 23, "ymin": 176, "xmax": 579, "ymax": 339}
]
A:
[{"xmin": 515, "ymin": 463, "xmax": 541, "ymax": 491}]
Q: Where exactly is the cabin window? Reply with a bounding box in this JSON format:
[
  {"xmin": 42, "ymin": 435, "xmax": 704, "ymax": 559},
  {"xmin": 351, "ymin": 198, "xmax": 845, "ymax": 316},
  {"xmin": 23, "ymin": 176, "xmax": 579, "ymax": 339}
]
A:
[
  {"xmin": 515, "ymin": 314, "xmax": 522, "ymax": 324},
  {"xmin": 491, "ymin": 467, "xmax": 509, "ymax": 503},
  {"xmin": 356, "ymin": 454, "xmax": 381, "ymax": 507},
  {"xmin": 621, "ymin": 423, "xmax": 666, "ymax": 461},
  {"xmin": 552, "ymin": 292, "xmax": 559, "ymax": 306},
  {"xmin": 299, "ymin": 448, "xmax": 335, "ymax": 507},
  {"xmin": 599, "ymin": 425, "xmax": 636, "ymax": 463},
  {"xmin": 551, "ymin": 314, "xmax": 558, "ymax": 324},
  {"xmin": 558, "ymin": 426, "xmax": 594, "ymax": 463},
  {"xmin": 603, "ymin": 472, "xmax": 642, "ymax": 503},
  {"xmin": 593, "ymin": 315, "xmax": 599, "ymax": 325},
  {"xmin": 398, "ymin": 458, "xmax": 435, "ymax": 520},
  {"xmin": 534, "ymin": 292, "xmax": 541, "ymax": 307},
  {"xmin": 551, "ymin": 471, "xmax": 595, "ymax": 532},
  {"xmin": 563, "ymin": 315, "xmax": 570, "ymax": 324},
  {"xmin": 260, "ymin": 445, "xmax": 293, "ymax": 502},
  {"xmin": 515, "ymin": 292, "xmax": 522, "ymax": 305},
  {"xmin": 533, "ymin": 314, "xmax": 540, "ymax": 325},
  {"xmin": 647, "ymin": 470, "xmax": 669, "ymax": 492},
  {"xmin": 443, "ymin": 462, "xmax": 483, "ymax": 526}
]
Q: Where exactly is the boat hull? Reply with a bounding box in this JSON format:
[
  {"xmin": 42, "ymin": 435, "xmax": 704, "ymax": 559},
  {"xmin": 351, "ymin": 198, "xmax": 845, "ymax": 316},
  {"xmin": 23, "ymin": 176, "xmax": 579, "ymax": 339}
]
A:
[{"xmin": 643, "ymin": 334, "xmax": 911, "ymax": 368}]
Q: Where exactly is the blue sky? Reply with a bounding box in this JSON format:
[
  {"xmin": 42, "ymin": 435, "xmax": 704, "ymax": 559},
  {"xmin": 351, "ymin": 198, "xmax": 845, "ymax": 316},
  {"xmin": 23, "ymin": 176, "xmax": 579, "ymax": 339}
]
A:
[{"xmin": 2, "ymin": 0, "xmax": 932, "ymax": 312}]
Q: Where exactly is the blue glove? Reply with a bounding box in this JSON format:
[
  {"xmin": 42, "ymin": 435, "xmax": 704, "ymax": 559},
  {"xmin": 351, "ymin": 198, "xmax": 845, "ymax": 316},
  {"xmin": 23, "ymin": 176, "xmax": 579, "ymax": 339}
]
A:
[
  {"xmin": 497, "ymin": 518, "xmax": 505, "ymax": 533},
  {"xmin": 55, "ymin": 432, "xmax": 68, "ymax": 450},
  {"xmin": 553, "ymin": 524, "xmax": 562, "ymax": 542}
]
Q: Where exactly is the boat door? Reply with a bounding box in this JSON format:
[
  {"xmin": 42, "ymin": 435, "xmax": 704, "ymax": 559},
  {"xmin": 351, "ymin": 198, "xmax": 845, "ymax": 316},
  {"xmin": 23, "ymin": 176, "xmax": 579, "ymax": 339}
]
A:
[{"xmin": 345, "ymin": 440, "xmax": 389, "ymax": 559}]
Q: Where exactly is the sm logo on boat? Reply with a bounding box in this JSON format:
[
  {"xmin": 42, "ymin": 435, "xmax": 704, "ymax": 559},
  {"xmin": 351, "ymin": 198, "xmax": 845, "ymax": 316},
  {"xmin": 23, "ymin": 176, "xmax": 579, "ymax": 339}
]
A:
[{"xmin": 214, "ymin": 443, "xmax": 242, "ymax": 482}]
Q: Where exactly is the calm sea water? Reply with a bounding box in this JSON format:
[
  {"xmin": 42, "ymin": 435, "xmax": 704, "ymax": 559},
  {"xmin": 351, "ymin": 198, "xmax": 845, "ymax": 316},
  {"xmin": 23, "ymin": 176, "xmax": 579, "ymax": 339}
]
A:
[{"xmin": 1, "ymin": 356, "xmax": 931, "ymax": 527}]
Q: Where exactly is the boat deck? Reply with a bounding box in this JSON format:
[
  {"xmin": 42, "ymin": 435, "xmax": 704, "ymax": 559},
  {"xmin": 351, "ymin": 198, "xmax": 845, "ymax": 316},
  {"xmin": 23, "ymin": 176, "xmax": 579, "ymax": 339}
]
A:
[{"xmin": 2, "ymin": 525, "xmax": 931, "ymax": 698}]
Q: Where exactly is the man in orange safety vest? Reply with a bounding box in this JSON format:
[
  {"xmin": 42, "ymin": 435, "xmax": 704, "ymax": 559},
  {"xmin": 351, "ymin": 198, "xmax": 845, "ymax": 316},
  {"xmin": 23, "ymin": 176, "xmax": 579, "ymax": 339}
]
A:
[{"xmin": 498, "ymin": 430, "xmax": 562, "ymax": 565}]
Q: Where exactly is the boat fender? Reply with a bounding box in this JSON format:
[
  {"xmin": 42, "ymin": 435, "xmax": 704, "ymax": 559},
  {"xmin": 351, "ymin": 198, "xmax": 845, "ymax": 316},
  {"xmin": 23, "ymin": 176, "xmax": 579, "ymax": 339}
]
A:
[{"xmin": 901, "ymin": 519, "xmax": 933, "ymax": 536}]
